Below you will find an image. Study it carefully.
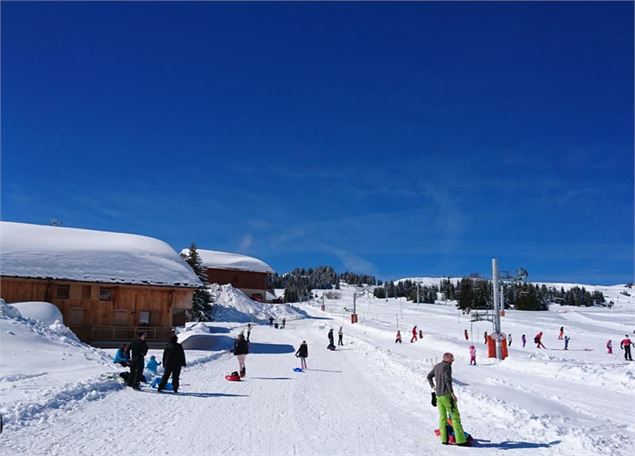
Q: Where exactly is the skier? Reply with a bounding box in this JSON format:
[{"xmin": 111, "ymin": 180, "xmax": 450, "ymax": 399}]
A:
[
  {"xmin": 534, "ymin": 332, "xmax": 546, "ymax": 349},
  {"xmin": 411, "ymin": 326, "xmax": 418, "ymax": 343},
  {"xmin": 508, "ymin": 334, "xmax": 512, "ymax": 347},
  {"xmin": 469, "ymin": 345, "xmax": 476, "ymax": 366},
  {"xmin": 620, "ymin": 335, "xmax": 633, "ymax": 361},
  {"xmin": 427, "ymin": 353, "xmax": 468, "ymax": 446},
  {"xmin": 521, "ymin": 334, "xmax": 527, "ymax": 348},
  {"xmin": 338, "ymin": 326, "xmax": 344, "ymax": 346},
  {"xmin": 145, "ymin": 355, "xmax": 161, "ymax": 375},
  {"xmin": 558, "ymin": 326, "xmax": 564, "ymax": 340},
  {"xmin": 328, "ymin": 328, "xmax": 335, "ymax": 350},
  {"xmin": 607, "ymin": 339, "xmax": 613, "ymax": 354},
  {"xmin": 113, "ymin": 343, "xmax": 130, "ymax": 367},
  {"xmin": 484, "ymin": 331, "xmax": 488, "ymax": 344},
  {"xmin": 395, "ymin": 330, "xmax": 402, "ymax": 343},
  {"xmin": 233, "ymin": 333, "xmax": 249, "ymax": 377},
  {"xmin": 464, "ymin": 329, "xmax": 469, "ymax": 341},
  {"xmin": 127, "ymin": 332, "xmax": 148, "ymax": 390},
  {"xmin": 419, "ymin": 329, "xmax": 424, "ymax": 339},
  {"xmin": 282, "ymin": 318, "xmax": 286, "ymax": 329},
  {"xmin": 158, "ymin": 335, "xmax": 186, "ymax": 393},
  {"xmin": 295, "ymin": 340, "xmax": 308, "ymax": 370},
  {"xmin": 564, "ymin": 335, "xmax": 570, "ymax": 351}
]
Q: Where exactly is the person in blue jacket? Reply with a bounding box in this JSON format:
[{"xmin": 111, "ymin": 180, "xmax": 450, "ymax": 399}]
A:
[
  {"xmin": 113, "ymin": 343, "xmax": 130, "ymax": 367},
  {"xmin": 146, "ymin": 355, "xmax": 161, "ymax": 374}
]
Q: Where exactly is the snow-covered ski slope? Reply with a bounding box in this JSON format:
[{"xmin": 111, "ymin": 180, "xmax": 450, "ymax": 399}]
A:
[{"xmin": 1, "ymin": 284, "xmax": 634, "ymax": 455}]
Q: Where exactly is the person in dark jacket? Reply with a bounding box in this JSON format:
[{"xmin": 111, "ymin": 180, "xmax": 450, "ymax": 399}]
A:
[
  {"xmin": 427, "ymin": 352, "xmax": 468, "ymax": 446},
  {"xmin": 234, "ymin": 333, "xmax": 249, "ymax": 377},
  {"xmin": 327, "ymin": 328, "xmax": 335, "ymax": 349},
  {"xmin": 295, "ymin": 340, "xmax": 308, "ymax": 370},
  {"xmin": 128, "ymin": 332, "xmax": 148, "ymax": 390},
  {"xmin": 158, "ymin": 335, "xmax": 187, "ymax": 393}
]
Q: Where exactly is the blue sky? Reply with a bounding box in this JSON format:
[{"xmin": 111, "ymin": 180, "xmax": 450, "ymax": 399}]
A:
[{"xmin": 2, "ymin": 2, "xmax": 633, "ymax": 284}]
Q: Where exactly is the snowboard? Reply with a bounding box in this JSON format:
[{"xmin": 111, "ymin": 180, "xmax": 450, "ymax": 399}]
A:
[
  {"xmin": 434, "ymin": 426, "xmax": 474, "ymax": 446},
  {"xmin": 293, "ymin": 367, "xmax": 304, "ymax": 372}
]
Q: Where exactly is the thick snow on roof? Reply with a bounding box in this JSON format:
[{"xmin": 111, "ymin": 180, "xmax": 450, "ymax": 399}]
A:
[
  {"xmin": 0, "ymin": 222, "xmax": 202, "ymax": 288},
  {"xmin": 181, "ymin": 248, "xmax": 274, "ymax": 273},
  {"xmin": 10, "ymin": 302, "xmax": 64, "ymax": 325}
]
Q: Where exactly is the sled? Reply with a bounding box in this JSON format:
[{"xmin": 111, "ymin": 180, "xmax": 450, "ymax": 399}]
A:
[
  {"xmin": 293, "ymin": 367, "xmax": 304, "ymax": 372},
  {"xmin": 434, "ymin": 418, "xmax": 474, "ymax": 446},
  {"xmin": 225, "ymin": 374, "xmax": 241, "ymax": 382},
  {"xmin": 150, "ymin": 377, "xmax": 173, "ymax": 390}
]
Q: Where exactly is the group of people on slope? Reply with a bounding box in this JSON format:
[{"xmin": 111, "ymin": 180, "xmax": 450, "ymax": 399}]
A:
[{"xmin": 112, "ymin": 331, "xmax": 187, "ymax": 393}]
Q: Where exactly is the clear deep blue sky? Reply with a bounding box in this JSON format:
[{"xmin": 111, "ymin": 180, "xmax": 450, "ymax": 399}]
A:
[{"xmin": 2, "ymin": 2, "xmax": 633, "ymax": 284}]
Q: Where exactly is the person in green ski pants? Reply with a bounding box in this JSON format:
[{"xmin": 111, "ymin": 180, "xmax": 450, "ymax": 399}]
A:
[{"xmin": 427, "ymin": 352, "xmax": 468, "ymax": 445}]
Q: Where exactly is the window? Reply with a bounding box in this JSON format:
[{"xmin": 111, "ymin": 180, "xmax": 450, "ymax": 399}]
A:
[
  {"xmin": 113, "ymin": 310, "xmax": 128, "ymax": 326},
  {"xmin": 138, "ymin": 311, "xmax": 150, "ymax": 326},
  {"xmin": 99, "ymin": 287, "xmax": 113, "ymax": 301},
  {"xmin": 56, "ymin": 285, "xmax": 70, "ymax": 299},
  {"xmin": 68, "ymin": 308, "xmax": 85, "ymax": 325},
  {"xmin": 82, "ymin": 285, "xmax": 91, "ymax": 299}
]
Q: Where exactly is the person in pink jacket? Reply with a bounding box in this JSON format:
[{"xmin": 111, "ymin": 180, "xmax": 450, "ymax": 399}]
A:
[
  {"xmin": 606, "ymin": 339, "xmax": 613, "ymax": 354},
  {"xmin": 469, "ymin": 345, "xmax": 476, "ymax": 365}
]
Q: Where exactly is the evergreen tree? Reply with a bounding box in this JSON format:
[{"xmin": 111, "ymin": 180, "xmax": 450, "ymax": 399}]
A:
[{"xmin": 184, "ymin": 243, "xmax": 213, "ymax": 322}]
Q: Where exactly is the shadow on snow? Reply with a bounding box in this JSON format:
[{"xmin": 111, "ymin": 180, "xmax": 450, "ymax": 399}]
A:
[{"xmin": 473, "ymin": 439, "xmax": 561, "ymax": 450}]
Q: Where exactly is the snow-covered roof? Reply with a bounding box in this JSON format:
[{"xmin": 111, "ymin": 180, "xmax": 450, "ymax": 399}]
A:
[
  {"xmin": 0, "ymin": 222, "xmax": 202, "ymax": 288},
  {"xmin": 180, "ymin": 248, "xmax": 274, "ymax": 274}
]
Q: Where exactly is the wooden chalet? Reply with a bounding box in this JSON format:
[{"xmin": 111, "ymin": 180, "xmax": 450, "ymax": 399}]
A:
[
  {"xmin": 181, "ymin": 248, "xmax": 274, "ymax": 301},
  {"xmin": 0, "ymin": 222, "xmax": 202, "ymax": 347}
]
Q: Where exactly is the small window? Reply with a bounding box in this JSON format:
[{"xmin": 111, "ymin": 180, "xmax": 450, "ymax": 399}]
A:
[
  {"xmin": 138, "ymin": 311, "xmax": 150, "ymax": 326},
  {"xmin": 99, "ymin": 287, "xmax": 113, "ymax": 301},
  {"xmin": 56, "ymin": 285, "xmax": 70, "ymax": 299},
  {"xmin": 69, "ymin": 308, "xmax": 85, "ymax": 325}
]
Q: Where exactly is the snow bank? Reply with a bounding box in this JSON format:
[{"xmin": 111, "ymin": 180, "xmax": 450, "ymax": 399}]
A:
[
  {"xmin": 1, "ymin": 221, "xmax": 202, "ymax": 287},
  {"xmin": 181, "ymin": 248, "xmax": 274, "ymax": 273},
  {"xmin": 0, "ymin": 300, "xmax": 118, "ymax": 429},
  {"xmin": 10, "ymin": 301, "xmax": 64, "ymax": 325},
  {"xmin": 209, "ymin": 284, "xmax": 307, "ymax": 323}
]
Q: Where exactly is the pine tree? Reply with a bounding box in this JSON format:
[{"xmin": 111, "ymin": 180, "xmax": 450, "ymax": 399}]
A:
[{"xmin": 184, "ymin": 243, "xmax": 213, "ymax": 322}]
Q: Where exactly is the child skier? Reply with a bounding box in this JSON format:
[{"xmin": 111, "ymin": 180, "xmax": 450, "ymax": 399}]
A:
[
  {"xmin": 534, "ymin": 332, "xmax": 546, "ymax": 349},
  {"xmin": 469, "ymin": 345, "xmax": 476, "ymax": 365},
  {"xmin": 564, "ymin": 335, "xmax": 570, "ymax": 351},
  {"xmin": 558, "ymin": 326, "xmax": 564, "ymax": 340},
  {"xmin": 411, "ymin": 326, "xmax": 418, "ymax": 343},
  {"xmin": 295, "ymin": 340, "xmax": 308, "ymax": 370},
  {"xmin": 145, "ymin": 355, "xmax": 161, "ymax": 375},
  {"xmin": 395, "ymin": 330, "xmax": 402, "ymax": 343},
  {"xmin": 607, "ymin": 339, "xmax": 613, "ymax": 354}
]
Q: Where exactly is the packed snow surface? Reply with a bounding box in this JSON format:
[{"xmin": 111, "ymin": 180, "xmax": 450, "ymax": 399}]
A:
[
  {"xmin": 9, "ymin": 302, "xmax": 64, "ymax": 325},
  {"xmin": 0, "ymin": 284, "xmax": 633, "ymax": 455},
  {"xmin": 181, "ymin": 247, "xmax": 274, "ymax": 273},
  {"xmin": 0, "ymin": 221, "xmax": 202, "ymax": 287}
]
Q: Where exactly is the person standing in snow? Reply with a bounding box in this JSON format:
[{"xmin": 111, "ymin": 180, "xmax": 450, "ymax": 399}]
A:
[
  {"xmin": 234, "ymin": 333, "xmax": 249, "ymax": 377},
  {"xmin": 269, "ymin": 317, "xmax": 274, "ymax": 327},
  {"xmin": 338, "ymin": 326, "xmax": 344, "ymax": 346},
  {"xmin": 145, "ymin": 355, "xmax": 161, "ymax": 375},
  {"xmin": 328, "ymin": 328, "xmax": 335, "ymax": 349},
  {"xmin": 395, "ymin": 330, "xmax": 402, "ymax": 343},
  {"xmin": 521, "ymin": 334, "xmax": 527, "ymax": 348},
  {"xmin": 484, "ymin": 331, "xmax": 488, "ymax": 344},
  {"xmin": 411, "ymin": 326, "xmax": 418, "ymax": 343},
  {"xmin": 620, "ymin": 335, "xmax": 633, "ymax": 361},
  {"xmin": 282, "ymin": 318, "xmax": 286, "ymax": 329},
  {"xmin": 464, "ymin": 329, "xmax": 469, "ymax": 341},
  {"xmin": 534, "ymin": 332, "xmax": 546, "ymax": 349},
  {"xmin": 508, "ymin": 334, "xmax": 512, "ymax": 347},
  {"xmin": 295, "ymin": 340, "xmax": 308, "ymax": 370},
  {"xmin": 558, "ymin": 326, "xmax": 564, "ymax": 340},
  {"xmin": 128, "ymin": 332, "xmax": 148, "ymax": 390},
  {"xmin": 564, "ymin": 335, "xmax": 570, "ymax": 351},
  {"xmin": 158, "ymin": 335, "xmax": 187, "ymax": 393},
  {"xmin": 113, "ymin": 343, "xmax": 130, "ymax": 367},
  {"xmin": 468, "ymin": 345, "xmax": 476, "ymax": 365},
  {"xmin": 607, "ymin": 339, "xmax": 613, "ymax": 354},
  {"xmin": 427, "ymin": 353, "xmax": 468, "ymax": 446},
  {"xmin": 419, "ymin": 329, "xmax": 424, "ymax": 339}
]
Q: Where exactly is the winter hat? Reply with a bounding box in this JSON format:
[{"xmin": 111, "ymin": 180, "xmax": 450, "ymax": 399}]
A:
[{"xmin": 150, "ymin": 355, "xmax": 156, "ymax": 359}]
